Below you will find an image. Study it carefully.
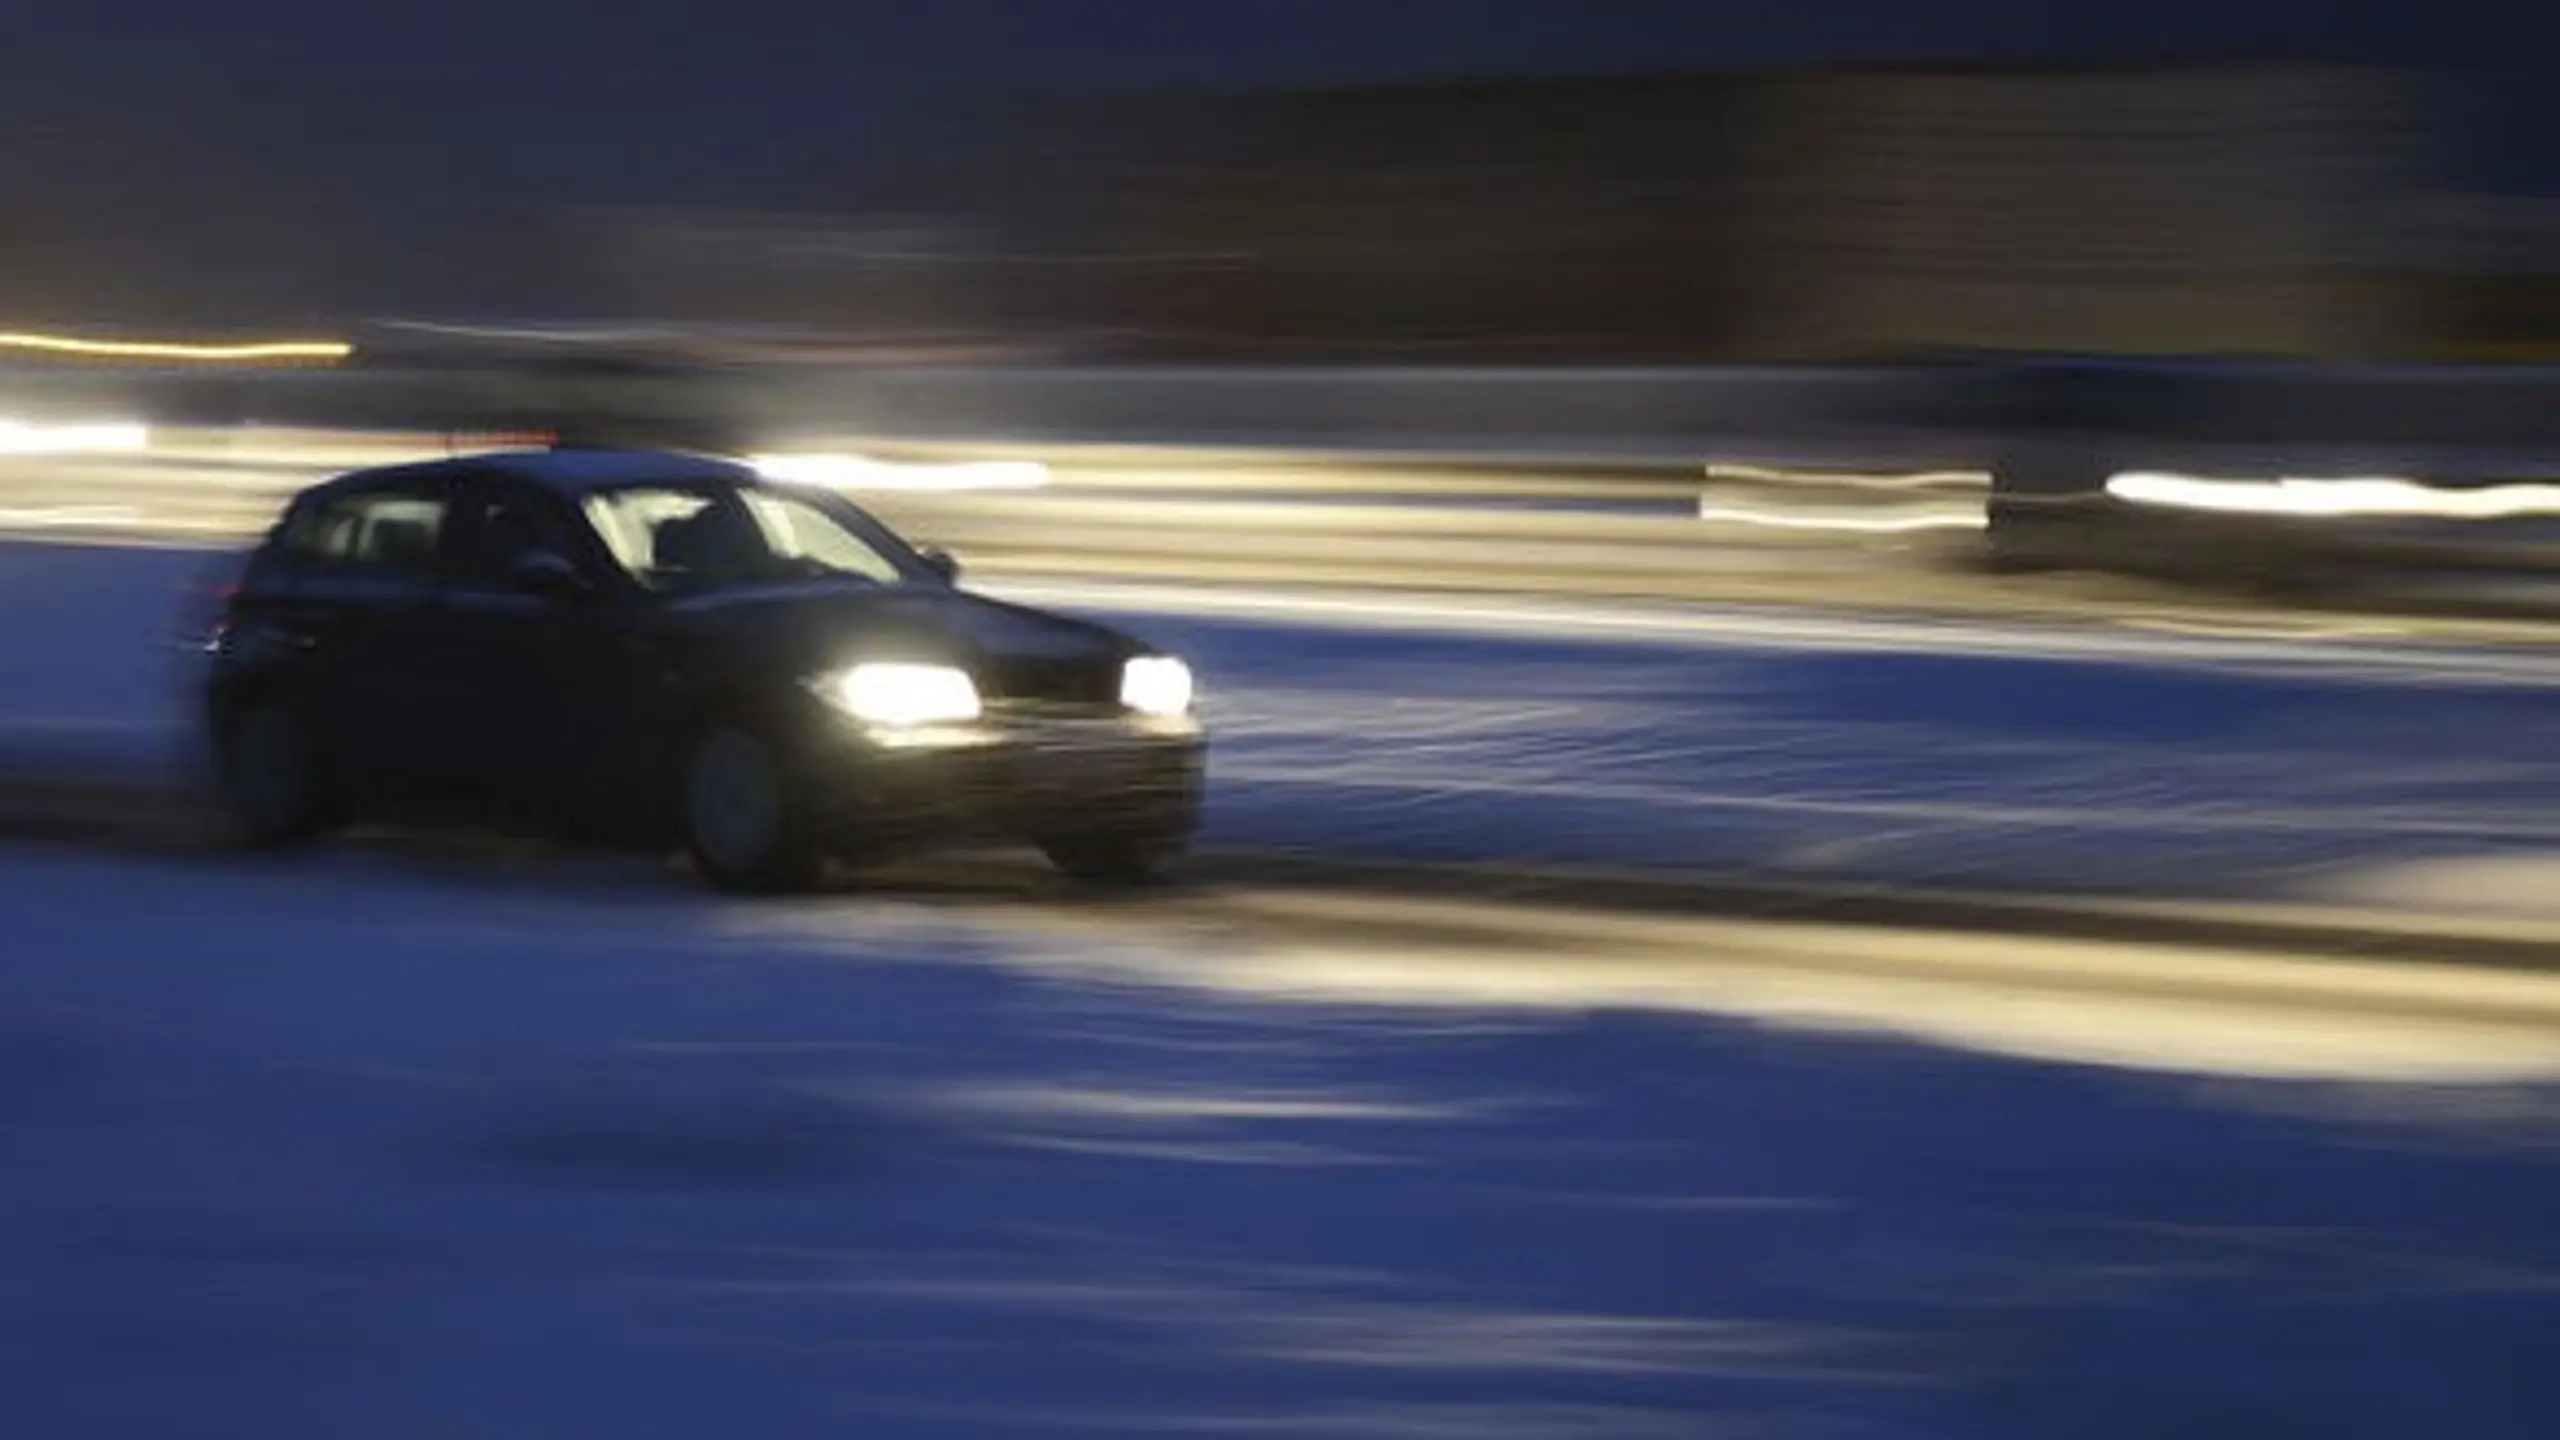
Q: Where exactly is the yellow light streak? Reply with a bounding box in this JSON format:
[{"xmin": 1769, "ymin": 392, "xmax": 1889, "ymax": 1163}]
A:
[{"xmin": 0, "ymin": 331, "xmax": 352, "ymax": 364}]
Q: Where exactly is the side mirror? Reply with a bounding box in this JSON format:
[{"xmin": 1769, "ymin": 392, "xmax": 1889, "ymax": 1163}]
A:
[
  {"xmin": 917, "ymin": 546, "xmax": 962, "ymax": 586},
  {"xmin": 508, "ymin": 550, "xmax": 591, "ymax": 602}
]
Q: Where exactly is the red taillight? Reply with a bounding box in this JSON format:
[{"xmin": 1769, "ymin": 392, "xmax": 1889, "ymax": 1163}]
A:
[{"xmin": 175, "ymin": 562, "xmax": 245, "ymax": 647}]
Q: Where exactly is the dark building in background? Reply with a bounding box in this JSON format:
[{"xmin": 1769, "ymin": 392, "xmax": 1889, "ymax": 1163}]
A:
[
  {"xmin": 1017, "ymin": 76, "xmax": 1765, "ymax": 361},
  {"xmin": 1728, "ymin": 62, "xmax": 2430, "ymax": 361},
  {"xmin": 1003, "ymin": 61, "xmax": 2438, "ymax": 363},
  {"xmin": 0, "ymin": 58, "xmax": 2527, "ymax": 363},
  {"xmin": 510, "ymin": 61, "xmax": 2463, "ymax": 363},
  {"xmin": 0, "ymin": 79, "xmax": 589, "ymax": 331},
  {"xmin": 2428, "ymin": 194, "xmax": 2560, "ymax": 359}
]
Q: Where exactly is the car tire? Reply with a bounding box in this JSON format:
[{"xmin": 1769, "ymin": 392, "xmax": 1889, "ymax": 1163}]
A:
[
  {"xmin": 214, "ymin": 698, "xmax": 333, "ymax": 849},
  {"xmin": 1040, "ymin": 831, "xmax": 1183, "ymax": 886},
  {"xmin": 682, "ymin": 724, "xmax": 822, "ymax": 893}
]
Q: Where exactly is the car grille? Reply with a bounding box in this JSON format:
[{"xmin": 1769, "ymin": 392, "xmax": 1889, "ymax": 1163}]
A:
[{"xmin": 979, "ymin": 656, "xmax": 1120, "ymax": 711}]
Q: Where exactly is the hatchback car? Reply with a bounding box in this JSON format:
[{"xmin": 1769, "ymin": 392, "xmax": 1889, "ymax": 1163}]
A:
[{"xmin": 201, "ymin": 448, "xmax": 1205, "ymax": 890}]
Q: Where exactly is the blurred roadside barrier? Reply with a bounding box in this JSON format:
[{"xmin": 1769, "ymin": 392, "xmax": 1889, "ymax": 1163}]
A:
[
  {"xmin": 0, "ymin": 428, "xmax": 1983, "ymax": 602},
  {"xmin": 20, "ymin": 359, "xmax": 2560, "ymax": 598}
]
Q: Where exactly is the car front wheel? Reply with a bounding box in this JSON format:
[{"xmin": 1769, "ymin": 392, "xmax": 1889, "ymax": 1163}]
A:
[
  {"xmin": 1040, "ymin": 831, "xmax": 1184, "ymax": 886},
  {"xmin": 682, "ymin": 725, "xmax": 822, "ymax": 893}
]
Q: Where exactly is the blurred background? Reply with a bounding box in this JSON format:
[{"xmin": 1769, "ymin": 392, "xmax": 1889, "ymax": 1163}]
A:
[{"xmin": 0, "ymin": 0, "xmax": 2555, "ymax": 361}]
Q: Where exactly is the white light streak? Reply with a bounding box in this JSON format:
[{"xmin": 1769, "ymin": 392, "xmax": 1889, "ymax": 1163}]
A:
[
  {"xmin": 1696, "ymin": 502, "xmax": 1985, "ymax": 534},
  {"xmin": 2107, "ymin": 471, "xmax": 2560, "ymax": 521},
  {"xmin": 0, "ymin": 419, "xmax": 150, "ymax": 455},
  {"xmin": 751, "ymin": 452, "xmax": 1051, "ymax": 492}
]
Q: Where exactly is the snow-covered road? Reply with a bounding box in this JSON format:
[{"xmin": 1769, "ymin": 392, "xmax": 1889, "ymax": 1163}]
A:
[
  {"xmin": 5, "ymin": 846, "xmax": 2560, "ymax": 1438},
  {"xmin": 10, "ymin": 534, "xmax": 2560, "ymax": 1433},
  {"xmin": 16, "ymin": 539, "xmax": 2560, "ymax": 914}
]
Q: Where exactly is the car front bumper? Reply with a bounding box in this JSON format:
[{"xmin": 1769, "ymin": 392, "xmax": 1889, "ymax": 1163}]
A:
[{"xmin": 800, "ymin": 710, "xmax": 1205, "ymax": 849}]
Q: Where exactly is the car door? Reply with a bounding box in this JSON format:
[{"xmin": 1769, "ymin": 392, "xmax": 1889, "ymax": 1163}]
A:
[
  {"xmin": 418, "ymin": 474, "xmax": 630, "ymax": 829},
  {"xmin": 273, "ymin": 478, "xmax": 452, "ymax": 810}
]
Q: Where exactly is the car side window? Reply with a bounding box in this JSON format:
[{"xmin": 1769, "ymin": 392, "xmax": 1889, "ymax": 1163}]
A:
[
  {"xmin": 442, "ymin": 482, "xmax": 582, "ymax": 591},
  {"xmin": 284, "ymin": 485, "xmax": 448, "ymax": 589},
  {"xmin": 740, "ymin": 491, "xmax": 906, "ymax": 583}
]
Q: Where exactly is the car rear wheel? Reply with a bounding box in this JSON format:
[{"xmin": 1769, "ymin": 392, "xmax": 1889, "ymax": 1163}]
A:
[
  {"xmin": 683, "ymin": 726, "xmax": 821, "ymax": 893},
  {"xmin": 215, "ymin": 699, "xmax": 332, "ymax": 849}
]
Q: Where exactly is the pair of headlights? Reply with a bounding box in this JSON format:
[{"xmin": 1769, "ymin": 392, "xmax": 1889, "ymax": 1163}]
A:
[{"xmin": 814, "ymin": 655, "xmax": 1194, "ymax": 728}]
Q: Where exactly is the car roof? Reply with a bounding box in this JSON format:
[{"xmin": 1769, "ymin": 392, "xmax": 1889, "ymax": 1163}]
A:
[{"xmin": 315, "ymin": 447, "xmax": 758, "ymax": 499}]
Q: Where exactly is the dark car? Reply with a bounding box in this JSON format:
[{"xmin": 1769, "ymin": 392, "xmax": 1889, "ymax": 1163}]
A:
[{"xmin": 200, "ymin": 448, "xmax": 1205, "ymax": 890}]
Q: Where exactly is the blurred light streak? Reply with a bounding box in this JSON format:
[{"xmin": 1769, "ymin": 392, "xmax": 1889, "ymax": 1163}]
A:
[
  {"xmin": 1706, "ymin": 463, "xmax": 1990, "ymax": 491},
  {"xmin": 983, "ymin": 580, "xmax": 2560, "ymax": 684},
  {"xmin": 984, "ymin": 901, "xmax": 2560, "ymax": 1084},
  {"xmin": 375, "ymin": 318, "xmax": 689, "ymax": 344},
  {"xmin": 0, "ymin": 419, "xmax": 149, "ymax": 454},
  {"xmin": 0, "ymin": 504, "xmax": 139, "ymax": 527},
  {"xmin": 2108, "ymin": 471, "xmax": 2560, "ymax": 520},
  {"xmin": 0, "ymin": 331, "xmax": 351, "ymax": 364},
  {"xmin": 1695, "ymin": 501, "xmax": 1985, "ymax": 534},
  {"xmin": 750, "ymin": 452, "xmax": 1051, "ymax": 492}
]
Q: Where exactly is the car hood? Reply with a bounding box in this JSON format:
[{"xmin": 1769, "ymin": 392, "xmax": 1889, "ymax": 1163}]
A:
[{"xmin": 662, "ymin": 581, "xmax": 1142, "ymax": 692}]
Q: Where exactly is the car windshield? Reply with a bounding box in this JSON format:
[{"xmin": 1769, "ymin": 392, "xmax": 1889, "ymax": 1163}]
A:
[{"xmin": 582, "ymin": 483, "xmax": 920, "ymax": 595}]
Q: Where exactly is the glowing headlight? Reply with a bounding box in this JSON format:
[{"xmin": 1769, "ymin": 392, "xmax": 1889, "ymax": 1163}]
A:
[
  {"xmin": 818, "ymin": 662, "xmax": 982, "ymax": 727},
  {"xmin": 1121, "ymin": 655, "xmax": 1194, "ymax": 717}
]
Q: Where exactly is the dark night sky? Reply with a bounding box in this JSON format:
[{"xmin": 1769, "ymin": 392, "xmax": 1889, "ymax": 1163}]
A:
[{"xmin": 3, "ymin": 1, "xmax": 2560, "ymax": 204}]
